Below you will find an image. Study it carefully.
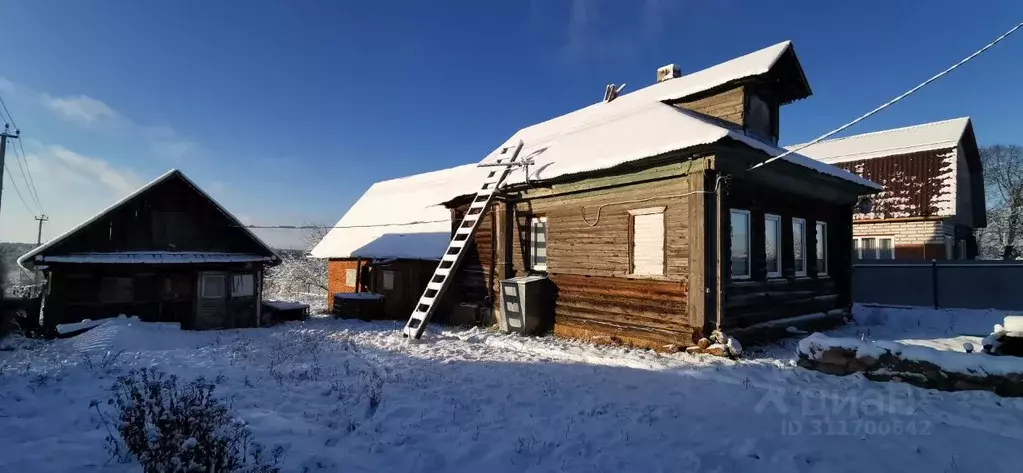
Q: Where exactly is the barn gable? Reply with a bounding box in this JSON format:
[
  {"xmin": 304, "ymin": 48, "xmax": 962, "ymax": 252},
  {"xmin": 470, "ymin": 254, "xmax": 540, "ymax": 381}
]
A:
[{"xmin": 19, "ymin": 169, "xmax": 280, "ymax": 269}]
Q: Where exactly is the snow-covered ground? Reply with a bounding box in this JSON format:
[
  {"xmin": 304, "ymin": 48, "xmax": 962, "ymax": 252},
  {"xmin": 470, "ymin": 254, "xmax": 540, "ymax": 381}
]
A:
[{"xmin": 3, "ymin": 306, "xmax": 1023, "ymax": 472}]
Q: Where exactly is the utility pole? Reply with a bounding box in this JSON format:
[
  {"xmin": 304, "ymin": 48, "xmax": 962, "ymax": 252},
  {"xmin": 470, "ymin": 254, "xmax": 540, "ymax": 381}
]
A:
[
  {"xmin": 34, "ymin": 214, "xmax": 48, "ymax": 246},
  {"xmin": 33, "ymin": 214, "xmax": 48, "ymax": 283},
  {"xmin": 0, "ymin": 123, "xmax": 21, "ymax": 222}
]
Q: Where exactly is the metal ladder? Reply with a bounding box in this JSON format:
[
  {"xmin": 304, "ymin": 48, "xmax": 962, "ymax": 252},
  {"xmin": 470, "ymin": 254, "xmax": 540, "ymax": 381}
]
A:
[{"xmin": 402, "ymin": 140, "xmax": 525, "ymax": 339}]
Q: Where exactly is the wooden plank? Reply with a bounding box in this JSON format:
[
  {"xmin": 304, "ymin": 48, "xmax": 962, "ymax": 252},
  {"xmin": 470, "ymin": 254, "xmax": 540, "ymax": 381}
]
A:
[
  {"xmin": 518, "ymin": 158, "xmax": 710, "ymax": 199},
  {"xmin": 687, "ymin": 171, "xmax": 707, "ymax": 331}
]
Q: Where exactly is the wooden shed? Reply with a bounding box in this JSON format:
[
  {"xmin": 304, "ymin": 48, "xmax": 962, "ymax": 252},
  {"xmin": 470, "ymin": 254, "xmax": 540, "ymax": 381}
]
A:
[
  {"xmin": 310, "ymin": 165, "xmax": 489, "ymax": 321},
  {"xmin": 18, "ymin": 169, "xmax": 281, "ymax": 333},
  {"xmin": 440, "ymin": 41, "xmax": 881, "ymax": 349}
]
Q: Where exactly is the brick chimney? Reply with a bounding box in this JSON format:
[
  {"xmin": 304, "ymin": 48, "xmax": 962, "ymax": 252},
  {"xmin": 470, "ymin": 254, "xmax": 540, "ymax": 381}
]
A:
[{"xmin": 657, "ymin": 64, "xmax": 681, "ymax": 83}]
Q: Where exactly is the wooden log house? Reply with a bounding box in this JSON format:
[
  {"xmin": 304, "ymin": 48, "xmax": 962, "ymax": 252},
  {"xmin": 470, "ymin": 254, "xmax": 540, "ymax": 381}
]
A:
[
  {"xmin": 18, "ymin": 170, "xmax": 281, "ymax": 332},
  {"xmin": 441, "ymin": 41, "xmax": 881, "ymax": 349}
]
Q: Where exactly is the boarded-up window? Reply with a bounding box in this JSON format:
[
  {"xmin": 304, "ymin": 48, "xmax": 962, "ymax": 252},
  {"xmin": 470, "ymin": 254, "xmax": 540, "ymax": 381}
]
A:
[
  {"xmin": 629, "ymin": 207, "xmax": 665, "ymax": 276},
  {"xmin": 382, "ymin": 270, "xmax": 395, "ymax": 290},
  {"xmin": 232, "ymin": 274, "xmax": 254, "ymax": 297},
  {"xmin": 816, "ymin": 222, "xmax": 828, "ymax": 275},
  {"xmin": 345, "ymin": 268, "xmax": 357, "ymax": 286},
  {"xmin": 530, "ymin": 217, "xmax": 548, "ymax": 271},
  {"xmin": 99, "ymin": 277, "xmax": 133, "ymax": 304},
  {"xmin": 793, "ymin": 218, "xmax": 807, "ymax": 276},
  {"xmin": 765, "ymin": 214, "xmax": 781, "ymax": 277},
  {"xmin": 730, "ymin": 209, "xmax": 750, "ymax": 279}
]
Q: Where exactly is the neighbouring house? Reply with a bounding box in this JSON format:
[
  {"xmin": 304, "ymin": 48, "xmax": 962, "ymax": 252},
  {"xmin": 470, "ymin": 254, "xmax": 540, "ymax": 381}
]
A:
[
  {"xmin": 793, "ymin": 117, "xmax": 985, "ymax": 260},
  {"xmin": 18, "ymin": 169, "xmax": 281, "ymax": 332},
  {"xmin": 311, "ymin": 164, "xmax": 489, "ymax": 321},
  {"xmin": 324, "ymin": 40, "xmax": 880, "ymax": 349}
]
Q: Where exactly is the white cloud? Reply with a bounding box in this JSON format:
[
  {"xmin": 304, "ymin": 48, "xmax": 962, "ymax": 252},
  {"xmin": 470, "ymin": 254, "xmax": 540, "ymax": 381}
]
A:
[
  {"xmin": 48, "ymin": 145, "xmax": 143, "ymax": 195},
  {"xmin": 0, "ymin": 145, "xmax": 144, "ymax": 243},
  {"xmin": 43, "ymin": 94, "xmax": 119, "ymax": 124}
]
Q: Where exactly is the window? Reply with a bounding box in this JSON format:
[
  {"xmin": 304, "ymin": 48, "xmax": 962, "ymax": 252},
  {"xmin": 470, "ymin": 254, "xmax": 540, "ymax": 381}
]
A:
[
  {"xmin": 629, "ymin": 207, "xmax": 666, "ymax": 276},
  {"xmin": 764, "ymin": 214, "xmax": 781, "ymax": 277},
  {"xmin": 345, "ymin": 268, "xmax": 357, "ymax": 287},
  {"xmin": 730, "ymin": 209, "xmax": 750, "ymax": 279},
  {"xmin": 232, "ymin": 274, "xmax": 254, "ymax": 297},
  {"xmin": 793, "ymin": 218, "xmax": 807, "ymax": 276},
  {"xmin": 530, "ymin": 216, "xmax": 548, "ymax": 271},
  {"xmin": 816, "ymin": 222, "xmax": 828, "ymax": 275},
  {"xmin": 854, "ymin": 237, "xmax": 895, "ymax": 260},
  {"xmin": 382, "ymin": 270, "xmax": 395, "ymax": 290},
  {"xmin": 201, "ymin": 273, "xmax": 225, "ymax": 299},
  {"xmin": 99, "ymin": 277, "xmax": 133, "ymax": 304}
]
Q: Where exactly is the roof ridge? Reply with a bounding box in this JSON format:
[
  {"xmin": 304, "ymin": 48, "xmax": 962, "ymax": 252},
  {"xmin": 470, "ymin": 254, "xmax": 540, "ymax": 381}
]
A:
[{"xmin": 791, "ymin": 117, "xmax": 970, "ymax": 148}]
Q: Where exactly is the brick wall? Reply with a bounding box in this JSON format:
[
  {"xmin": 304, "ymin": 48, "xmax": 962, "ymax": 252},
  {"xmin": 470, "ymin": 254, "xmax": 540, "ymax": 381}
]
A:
[
  {"xmin": 853, "ymin": 219, "xmax": 953, "ymax": 259},
  {"xmin": 326, "ymin": 259, "xmax": 369, "ymax": 310}
]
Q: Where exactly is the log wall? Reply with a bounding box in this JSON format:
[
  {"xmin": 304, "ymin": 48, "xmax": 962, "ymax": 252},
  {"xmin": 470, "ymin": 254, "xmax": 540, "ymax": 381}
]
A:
[{"xmin": 721, "ymin": 177, "xmax": 853, "ymax": 329}]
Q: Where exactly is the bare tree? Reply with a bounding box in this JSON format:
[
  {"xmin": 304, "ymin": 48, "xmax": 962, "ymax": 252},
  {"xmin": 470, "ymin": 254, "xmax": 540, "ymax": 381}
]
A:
[
  {"xmin": 979, "ymin": 145, "xmax": 1023, "ymax": 259},
  {"xmin": 262, "ymin": 224, "xmax": 330, "ymax": 309}
]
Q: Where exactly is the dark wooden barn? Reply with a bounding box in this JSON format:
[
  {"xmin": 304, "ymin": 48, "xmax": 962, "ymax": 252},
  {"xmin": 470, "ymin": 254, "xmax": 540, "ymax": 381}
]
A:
[
  {"xmin": 19, "ymin": 169, "xmax": 281, "ymax": 333},
  {"xmin": 440, "ymin": 41, "xmax": 881, "ymax": 350}
]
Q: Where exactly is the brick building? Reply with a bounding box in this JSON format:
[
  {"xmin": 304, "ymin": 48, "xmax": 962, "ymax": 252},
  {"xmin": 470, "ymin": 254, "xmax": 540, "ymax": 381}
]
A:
[{"xmin": 794, "ymin": 118, "xmax": 985, "ymax": 260}]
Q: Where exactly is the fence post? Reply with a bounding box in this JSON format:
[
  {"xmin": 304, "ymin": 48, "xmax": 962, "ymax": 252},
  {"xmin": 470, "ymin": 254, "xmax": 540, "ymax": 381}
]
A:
[{"xmin": 931, "ymin": 259, "xmax": 939, "ymax": 309}]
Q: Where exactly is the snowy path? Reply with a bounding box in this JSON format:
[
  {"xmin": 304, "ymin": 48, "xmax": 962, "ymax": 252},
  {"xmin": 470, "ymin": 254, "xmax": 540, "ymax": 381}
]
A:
[{"xmin": 2, "ymin": 314, "xmax": 1023, "ymax": 472}]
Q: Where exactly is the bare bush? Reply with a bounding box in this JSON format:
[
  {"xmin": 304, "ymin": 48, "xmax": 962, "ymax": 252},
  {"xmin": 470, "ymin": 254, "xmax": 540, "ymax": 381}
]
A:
[{"xmin": 95, "ymin": 368, "xmax": 283, "ymax": 473}]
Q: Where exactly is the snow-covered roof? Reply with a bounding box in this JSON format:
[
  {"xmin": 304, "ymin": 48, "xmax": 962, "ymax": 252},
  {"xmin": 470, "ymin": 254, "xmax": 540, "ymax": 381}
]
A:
[
  {"xmin": 19, "ymin": 169, "xmax": 280, "ymax": 270},
  {"xmin": 32, "ymin": 252, "xmax": 277, "ymax": 265},
  {"xmin": 309, "ymin": 164, "xmax": 491, "ymax": 260},
  {"xmin": 312, "ymin": 41, "xmax": 879, "ymax": 261},
  {"xmin": 789, "ymin": 117, "xmax": 971, "ymax": 164},
  {"xmin": 473, "ymin": 41, "xmax": 878, "ymax": 190}
]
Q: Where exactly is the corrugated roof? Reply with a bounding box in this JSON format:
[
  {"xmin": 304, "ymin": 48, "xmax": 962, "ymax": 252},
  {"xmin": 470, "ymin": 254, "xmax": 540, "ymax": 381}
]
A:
[{"xmin": 789, "ymin": 117, "xmax": 971, "ymax": 164}]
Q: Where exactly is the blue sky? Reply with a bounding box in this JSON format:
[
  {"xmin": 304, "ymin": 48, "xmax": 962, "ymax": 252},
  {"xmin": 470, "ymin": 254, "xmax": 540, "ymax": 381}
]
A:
[{"xmin": 1, "ymin": 1, "xmax": 1020, "ymax": 247}]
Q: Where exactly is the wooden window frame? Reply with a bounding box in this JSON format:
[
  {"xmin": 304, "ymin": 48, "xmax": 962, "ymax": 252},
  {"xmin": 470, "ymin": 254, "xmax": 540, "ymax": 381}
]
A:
[
  {"xmin": 530, "ymin": 215, "xmax": 548, "ymax": 271},
  {"xmin": 853, "ymin": 236, "xmax": 895, "ymax": 260},
  {"xmin": 628, "ymin": 206, "xmax": 667, "ymax": 277},
  {"xmin": 816, "ymin": 221, "xmax": 828, "ymax": 276},
  {"xmin": 729, "ymin": 209, "xmax": 751, "ymax": 280},
  {"xmin": 793, "ymin": 217, "xmax": 807, "ymax": 277},
  {"xmin": 764, "ymin": 213, "xmax": 782, "ymax": 278}
]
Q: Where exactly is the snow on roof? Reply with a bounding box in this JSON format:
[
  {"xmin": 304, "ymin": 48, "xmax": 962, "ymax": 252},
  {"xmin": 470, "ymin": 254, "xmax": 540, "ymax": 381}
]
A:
[
  {"xmin": 789, "ymin": 117, "xmax": 971, "ymax": 164},
  {"xmin": 313, "ymin": 41, "xmax": 878, "ymax": 261},
  {"xmin": 472, "ymin": 41, "xmax": 877, "ymax": 190},
  {"xmin": 34, "ymin": 252, "xmax": 277, "ymax": 265},
  {"xmin": 18, "ymin": 169, "xmax": 280, "ymax": 270},
  {"xmin": 309, "ymin": 164, "xmax": 491, "ymax": 260}
]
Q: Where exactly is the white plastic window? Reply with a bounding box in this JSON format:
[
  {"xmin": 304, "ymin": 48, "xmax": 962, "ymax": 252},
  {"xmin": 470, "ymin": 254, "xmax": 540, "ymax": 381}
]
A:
[
  {"xmin": 854, "ymin": 237, "xmax": 895, "ymax": 260},
  {"xmin": 793, "ymin": 218, "xmax": 807, "ymax": 276},
  {"xmin": 816, "ymin": 222, "xmax": 828, "ymax": 275},
  {"xmin": 764, "ymin": 214, "xmax": 781, "ymax": 278},
  {"xmin": 730, "ymin": 209, "xmax": 751, "ymax": 279}
]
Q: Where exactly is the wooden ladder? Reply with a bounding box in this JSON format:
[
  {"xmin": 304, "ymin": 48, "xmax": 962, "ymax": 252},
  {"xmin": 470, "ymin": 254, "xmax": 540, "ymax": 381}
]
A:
[{"xmin": 402, "ymin": 140, "xmax": 524, "ymax": 339}]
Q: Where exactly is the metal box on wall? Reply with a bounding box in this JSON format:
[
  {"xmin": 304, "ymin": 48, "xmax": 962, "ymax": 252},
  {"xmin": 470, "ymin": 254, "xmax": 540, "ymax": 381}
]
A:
[{"xmin": 499, "ymin": 276, "xmax": 553, "ymax": 335}]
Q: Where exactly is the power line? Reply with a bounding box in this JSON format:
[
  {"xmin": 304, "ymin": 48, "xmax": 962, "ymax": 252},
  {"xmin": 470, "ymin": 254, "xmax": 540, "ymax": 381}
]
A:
[
  {"xmin": 10, "ymin": 137, "xmax": 42, "ymax": 214},
  {"xmin": 241, "ymin": 219, "xmax": 452, "ymax": 230},
  {"xmin": 749, "ymin": 21, "xmax": 1023, "ymax": 173},
  {"xmin": 3, "ymin": 161, "xmax": 37, "ymax": 216},
  {"xmin": 0, "ymin": 91, "xmax": 44, "ymax": 214}
]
